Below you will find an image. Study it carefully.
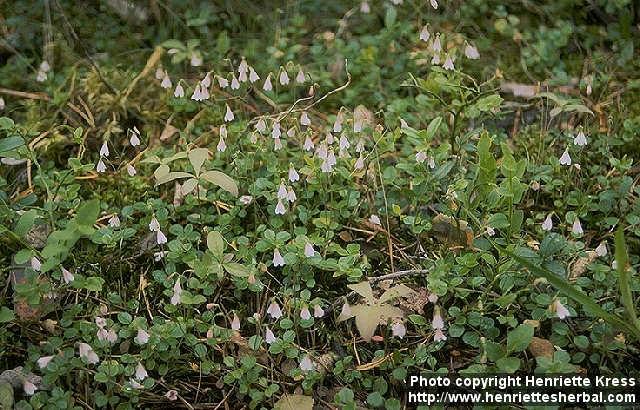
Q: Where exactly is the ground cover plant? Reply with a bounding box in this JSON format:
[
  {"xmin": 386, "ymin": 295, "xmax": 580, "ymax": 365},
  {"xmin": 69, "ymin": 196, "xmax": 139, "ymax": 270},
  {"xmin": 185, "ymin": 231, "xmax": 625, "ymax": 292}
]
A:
[{"xmin": 1, "ymin": 0, "xmax": 640, "ymax": 409}]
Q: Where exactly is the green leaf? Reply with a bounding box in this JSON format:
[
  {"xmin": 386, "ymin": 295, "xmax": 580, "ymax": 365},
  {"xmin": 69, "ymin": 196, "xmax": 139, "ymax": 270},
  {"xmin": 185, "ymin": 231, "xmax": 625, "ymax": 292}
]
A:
[
  {"xmin": 0, "ymin": 307, "xmax": 15, "ymax": 323},
  {"xmin": 156, "ymin": 171, "xmax": 194, "ymax": 186},
  {"xmin": 200, "ymin": 171, "xmax": 238, "ymax": 196},
  {"xmin": 224, "ymin": 262, "xmax": 250, "ymax": 277},
  {"xmin": 426, "ymin": 116, "xmax": 442, "ymax": 139},
  {"xmin": 475, "ymin": 133, "xmax": 496, "ymax": 199},
  {"xmin": 14, "ymin": 209, "xmax": 39, "ymax": 237},
  {"xmin": 0, "ymin": 136, "xmax": 25, "ymax": 153},
  {"xmin": 188, "ymin": 148, "xmax": 209, "ymax": 176},
  {"xmin": 496, "ymin": 357, "xmax": 520, "ymax": 373},
  {"xmin": 507, "ymin": 324, "xmax": 533, "ymax": 352},
  {"xmin": 506, "ymin": 248, "xmax": 640, "ymax": 340},
  {"xmin": 207, "ymin": 231, "xmax": 224, "ymax": 257},
  {"xmin": 615, "ymin": 227, "xmax": 640, "ymax": 331},
  {"xmin": 76, "ymin": 199, "xmax": 100, "ymax": 227}
]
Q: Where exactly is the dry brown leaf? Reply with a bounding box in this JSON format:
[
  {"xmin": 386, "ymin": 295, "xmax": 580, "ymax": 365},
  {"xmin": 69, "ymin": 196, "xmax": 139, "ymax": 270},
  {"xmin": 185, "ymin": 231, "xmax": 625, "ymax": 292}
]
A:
[
  {"xmin": 431, "ymin": 214, "xmax": 474, "ymax": 248},
  {"xmin": 528, "ymin": 337, "xmax": 554, "ymax": 359}
]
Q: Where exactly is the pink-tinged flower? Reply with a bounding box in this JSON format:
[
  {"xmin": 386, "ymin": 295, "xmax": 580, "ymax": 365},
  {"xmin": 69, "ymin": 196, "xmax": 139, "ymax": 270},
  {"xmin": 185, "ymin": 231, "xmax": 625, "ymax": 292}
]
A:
[
  {"xmin": 108, "ymin": 215, "xmax": 121, "ymax": 228},
  {"xmin": 231, "ymin": 313, "xmax": 241, "ymax": 331},
  {"xmin": 36, "ymin": 70, "xmax": 47, "ymax": 82},
  {"xmin": 391, "ymin": 321, "xmax": 406, "ymax": 339},
  {"xmin": 157, "ymin": 230, "xmax": 167, "ymax": 245},
  {"xmin": 273, "ymin": 249, "xmax": 285, "ymax": 267},
  {"xmin": 369, "ymin": 214, "xmax": 381, "ymax": 225},
  {"xmin": 249, "ymin": 67, "xmax": 260, "ymax": 83},
  {"xmin": 129, "ymin": 378, "xmax": 144, "ymax": 389},
  {"xmin": 431, "ymin": 54, "xmax": 441, "ymax": 65},
  {"xmin": 206, "ymin": 328, "xmax": 214, "ymax": 339},
  {"xmin": 303, "ymin": 136, "xmax": 314, "ymax": 151},
  {"xmin": 160, "ymin": 73, "xmax": 172, "ymax": 89},
  {"xmin": 279, "ymin": 69, "xmax": 290, "ymax": 86},
  {"xmin": 106, "ymin": 329, "xmax": 118, "ymax": 344},
  {"xmin": 432, "ymin": 306, "xmax": 444, "ymax": 330},
  {"xmin": 153, "ymin": 251, "xmax": 167, "ymax": 261},
  {"xmin": 299, "ymin": 355, "xmax": 314, "ymax": 371},
  {"xmin": 97, "ymin": 328, "xmax": 109, "ymax": 342},
  {"xmin": 170, "ymin": 278, "xmax": 182, "ymax": 305},
  {"xmin": 430, "ymin": 0, "xmax": 438, "ymax": 9},
  {"xmin": 263, "ymin": 73, "xmax": 273, "ymax": 91},
  {"xmin": 217, "ymin": 75, "xmax": 229, "ymax": 88},
  {"xmin": 231, "ymin": 75, "xmax": 240, "ymax": 90},
  {"xmin": 286, "ymin": 187, "xmax": 296, "ymax": 203},
  {"xmin": 574, "ymin": 131, "xmax": 588, "ymax": 146},
  {"xmin": 559, "ymin": 150, "xmax": 572, "ymax": 166},
  {"xmin": 464, "ymin": 44, "xmax": 480, "ymax": 59},
  {"xmin": 255, "ymin": 118, "xmax": 266, "ymax": 133},
  {"xmin": 135, "ymin": 362, "xmax": 147, "ymax": 380},
  {"xmin": 304, "ymin": 242, "xmax": 315, "ymax": 258},
  {"xmin": 274, "ymin": 137, "xmax": 283, "ymax": 151},
  {"xmin": 191, "ymin": 83, "xmax": 203, "ymax": 101},
  {"xmin": 420, "ymin": 25, "xmax": 430, "ymax": 42},
  {"xmin": 552, "ymin": 299, "xmax": 571, "ymax": 319},
  {"xmin": 486, "ymin": 226, "xmax": 495, "ymax": 237},
  {"xmin": 427, "ymin": 156, "xmax": 436, "ymax": 169},
  {"xmin": 360, "ymin": 0, "xmax": 370, "ymax": 13},
  {"xmin": 416, "ymin": 151, "xmax": 427, "ymax": 163},
  {"xmin": 542, "ymin": 215, "xmax": 553, "ymax": 231},
  {"xmin": 313, "ymin": 304, "xmax": 325, "ymax": 318},
  {"xmin": 31, "ymin": 256, "xmax": 41, "ymax": 271},
  {"xmin": 78, "ymin": 343, "xmax": 99, "ymax": 364},
  {"xmin": 224, "ymin": 104, "xmax": 235, "ymax": 122},
  {"xmin": 443, "ymin": 55, "xmax": 455, "ymax": 71},
  {"xmin": 271, "ymin": 122, "xmax": 281, "ymax": 139},
  {"xmin": 427, "ymin": 292, "xmax": 438, "ymax": 304},
  {"xmin": 399, "ymin": 119, "xmax": 409, "ymax": 129},
  {"xmin": 275, "ymin": 199, "xmax": 286, "ymax": 215},
  {"xmin": 134, "ymin": 328, "xmax": 149, "ymax": 345},
  {"xmin": 300, "ymin": 111, "xmax": 311, "ymax": 126},
  {"xmin": 23, "ymin": 380, "xmax": 37, "ymax": 395},
  {"xmin": 300, "ymin": 307, "xmax": 312, "ymax": 320},
  {"xmin": 572, "ymin": 218, "xmax": 583, "ymax": 235},
  {"xmin": 240, "ymin": 195, "xmax": 253, "ymax": 205},
  {"xmin": 130, "ymin": 130, "xmax": 141, "ymax": 146},
  {"xmin": 339, "ymin": 135, "xmax": 350, "ymax": 150},
  {"xmin": 199, "ymin": 81, "xmax": 210, "ymax": 99},
  {"xmin": 434, "ymin": 328, "xmax": 447, "ymax": 342},
  {"xmin": 432, "ymin": 33, "xmax": 442, "ymax": 53},
  {"xmin": 165, "ymin": 390, "xmax": 178, "ymax": 401},
  {"xmin": 265, "ymin": 327, "xmax": 276, "ymax": 344},
  {"xmin": 595, "ymin": 241, "xmax": 607, "ymax": 257},
  {"xmin": 353, "ymin": 120, "xmax": 363, "ymax": 133},
  {"xmin": 155, "ymin": 67, "xmax": 164, "ymax": 80},
  {"xmin": 333, "ymin": 116, "xmax": 343, "ymax": 133},
  {"xmin": 277, "ymin": 182, "xmax": 288, "ymax": 199},
  {"xmin": 37, "ymin": 355, "xmax": 54, "ymax": 369},
  {"xmin": 201, "ymin": 72, "xmax": 212, "ymax": 88},
  {"xmin": 96, "ymin": 159, "xmax": 107, "ymax": 173},
  {"xmin": 354, "ymin": 156, "xmax": 365, "ymax": 170},
  {"xmin": 95, "ymin": 316, "xmax": 107, "ymax": 328},
  {"xmin": 217, "ymin": 136, "xmax": 227, "ymax": 152},
  {"xmin": 287, "ymin": 126, "xmax": 296, "ymax": 138},
  {"xmin": 267, "ymin": 302, "xmax": 282, "ymax": 319},
  {"xmin": 127, "ymin": 164, "xmax": 136, "ymax": 176},
  {"xmin": 148, "ymin": 217, "xmax": 160, "ymax": 232},
  {"xmin": 288, "ymin": 166, "xmax": 299, "ymax": 182}
]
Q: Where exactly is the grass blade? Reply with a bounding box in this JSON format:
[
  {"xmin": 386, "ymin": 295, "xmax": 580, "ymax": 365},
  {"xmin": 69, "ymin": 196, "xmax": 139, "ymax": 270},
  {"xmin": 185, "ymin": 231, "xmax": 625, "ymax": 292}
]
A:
[
  {"xmin": 615, "ymin": 227, "xmax": 640, "ymax": 332},
  {"xmin": 504, "ymin": 248, "xmax": 640, "ymax": 341}
]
